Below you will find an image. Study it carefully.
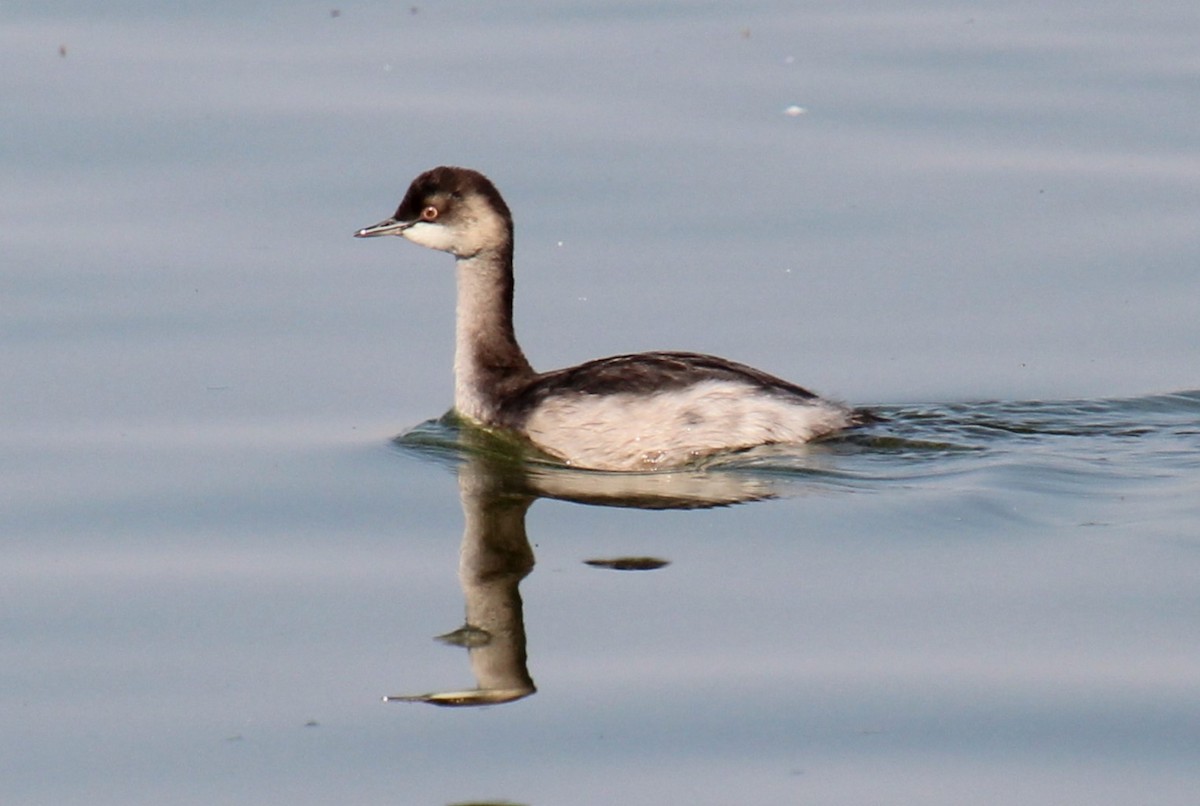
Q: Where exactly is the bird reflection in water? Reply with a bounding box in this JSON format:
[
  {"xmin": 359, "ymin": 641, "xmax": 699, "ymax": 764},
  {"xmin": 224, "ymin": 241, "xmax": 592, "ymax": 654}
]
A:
[
  {"xmin": 383, "ymin": 416, "xmax": 804, "ymax": 707},
  {"xmin": 384, "ymin": 442, "xmax": 537, "ymax": 707}
]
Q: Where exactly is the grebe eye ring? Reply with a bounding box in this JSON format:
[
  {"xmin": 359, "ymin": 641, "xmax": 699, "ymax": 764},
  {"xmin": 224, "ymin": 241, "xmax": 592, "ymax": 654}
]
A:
[{"xmin": 421, "ymin": 206, "xmax": 439, "ymax": 221}]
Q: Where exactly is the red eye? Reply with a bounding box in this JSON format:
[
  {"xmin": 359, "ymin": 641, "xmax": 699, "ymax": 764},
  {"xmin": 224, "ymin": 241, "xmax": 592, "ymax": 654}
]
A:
[{"xmin": 421, "ymin": 206, "xmax": 439, "ymax": 221}]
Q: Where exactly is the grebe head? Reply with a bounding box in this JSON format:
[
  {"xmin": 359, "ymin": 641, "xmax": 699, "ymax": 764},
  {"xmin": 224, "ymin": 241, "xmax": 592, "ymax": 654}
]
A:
[{"xmin": 354, "ymin": 166, "xmax": 513, "ymax": 259}]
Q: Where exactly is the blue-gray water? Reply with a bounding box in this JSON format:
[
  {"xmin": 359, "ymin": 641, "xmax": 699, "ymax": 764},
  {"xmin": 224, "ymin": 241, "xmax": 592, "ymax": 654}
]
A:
[{"xmin": 3, "ymin": 2, "xmax": 1199, "ymax": 804}]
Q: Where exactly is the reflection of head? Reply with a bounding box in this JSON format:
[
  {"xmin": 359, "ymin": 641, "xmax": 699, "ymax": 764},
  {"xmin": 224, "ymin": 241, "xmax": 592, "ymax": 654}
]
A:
[{"xmin": 385, "ymin": 452, "xmax": 536, "ymax": 707}]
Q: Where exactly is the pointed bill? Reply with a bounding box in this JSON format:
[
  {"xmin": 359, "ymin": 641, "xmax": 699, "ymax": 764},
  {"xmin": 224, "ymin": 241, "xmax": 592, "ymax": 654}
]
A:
[{"xmin": 354, "ymin": 217, "xmax": 414, "ymax": 238}]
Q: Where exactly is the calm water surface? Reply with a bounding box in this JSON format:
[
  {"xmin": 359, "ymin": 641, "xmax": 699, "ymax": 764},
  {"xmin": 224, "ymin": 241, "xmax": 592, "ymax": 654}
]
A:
[{"xmin": 4, "ymin": 2, "xmax": 1199, "ymax": 804}]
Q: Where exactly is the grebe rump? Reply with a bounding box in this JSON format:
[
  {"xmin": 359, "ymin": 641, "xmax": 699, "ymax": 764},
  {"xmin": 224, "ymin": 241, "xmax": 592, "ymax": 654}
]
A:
[{"xmin": 356, "ymin": 166, "xmax": 859, "ymax": 471}]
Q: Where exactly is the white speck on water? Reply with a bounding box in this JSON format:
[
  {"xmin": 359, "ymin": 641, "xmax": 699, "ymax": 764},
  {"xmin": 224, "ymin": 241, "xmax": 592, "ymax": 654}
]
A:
[
  {"xmin": 783, "ymin": 55, "xmax": 795, "ymax": 64},
  {"xmin": 784, "ymin": 105, "xmax": 807, "ymax": 117}
]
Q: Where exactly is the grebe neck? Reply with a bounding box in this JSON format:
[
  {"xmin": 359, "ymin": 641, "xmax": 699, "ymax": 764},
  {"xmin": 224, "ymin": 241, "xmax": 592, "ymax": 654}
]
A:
[{"xmin": 454, "ymin": 245, "xmax": 534, "ymax": 423}]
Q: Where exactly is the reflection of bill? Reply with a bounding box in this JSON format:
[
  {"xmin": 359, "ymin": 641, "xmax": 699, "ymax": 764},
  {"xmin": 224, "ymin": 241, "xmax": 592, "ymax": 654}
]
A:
[{"xmin": 383, "ymin": 427, "xmax": 791, "ymax": 707}]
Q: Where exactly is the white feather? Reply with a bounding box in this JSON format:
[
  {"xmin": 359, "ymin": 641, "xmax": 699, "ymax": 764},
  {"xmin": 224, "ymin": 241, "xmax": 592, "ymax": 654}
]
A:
[{"xmin": 523, "ymin": 379, "xmax": 851, "ymax": 470}]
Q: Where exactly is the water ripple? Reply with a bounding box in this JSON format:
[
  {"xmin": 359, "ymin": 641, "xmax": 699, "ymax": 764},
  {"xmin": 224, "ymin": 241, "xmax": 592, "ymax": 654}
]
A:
[{"xmin": 392, "ymin": 391, "xmax": 1200, "ymax": 507}]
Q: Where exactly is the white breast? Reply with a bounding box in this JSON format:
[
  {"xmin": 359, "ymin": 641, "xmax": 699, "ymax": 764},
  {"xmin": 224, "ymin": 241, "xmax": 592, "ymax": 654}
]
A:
[{"xmin": 522, "ymin": 379, "xmax": 850, "ymax": 471}]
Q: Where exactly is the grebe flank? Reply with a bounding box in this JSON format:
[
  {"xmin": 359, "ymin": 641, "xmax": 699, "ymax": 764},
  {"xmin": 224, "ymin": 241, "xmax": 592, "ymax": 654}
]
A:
[{"xmin": 355, "ymin": 166, "xmax": 859, "ymax": 471}]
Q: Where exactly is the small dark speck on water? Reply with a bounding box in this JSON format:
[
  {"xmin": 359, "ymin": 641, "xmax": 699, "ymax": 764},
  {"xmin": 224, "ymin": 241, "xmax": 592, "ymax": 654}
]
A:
[
  {"xmin": 585, "ymin": 557, "xmax": 670, "ymax": 571},
  {"xmin": 58, "ymin": 44, "xmax": 67, "ymax": 57},
  {"xmin": 329, "ymin": 9, "xmax": 339, "ymax": 18},
  {"xmin": 304, "ymin": 720, "xmax": 319, "ymax": 728}
]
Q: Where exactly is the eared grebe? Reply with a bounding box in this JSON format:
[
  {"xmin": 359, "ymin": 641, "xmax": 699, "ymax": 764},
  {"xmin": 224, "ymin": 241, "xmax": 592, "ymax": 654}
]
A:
[{"xmin": 355, "ymin": 166, "xmax": 859, "ymax": 471}]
